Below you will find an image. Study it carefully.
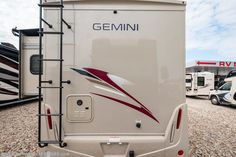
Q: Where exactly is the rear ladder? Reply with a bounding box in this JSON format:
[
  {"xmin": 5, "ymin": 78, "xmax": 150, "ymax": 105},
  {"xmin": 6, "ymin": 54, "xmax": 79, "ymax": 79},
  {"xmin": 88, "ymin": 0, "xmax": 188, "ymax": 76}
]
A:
[{"xmin": 37, "ymin": 0, "xmax": 71, "ymax": 148}]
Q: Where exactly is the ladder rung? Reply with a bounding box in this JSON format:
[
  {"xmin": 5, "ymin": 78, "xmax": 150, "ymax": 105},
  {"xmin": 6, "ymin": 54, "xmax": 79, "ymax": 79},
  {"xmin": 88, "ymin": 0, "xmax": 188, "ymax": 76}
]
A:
[
  {"xmin": 38, "ymin": 86, "xmax": 63, "ymax": 89},
  {"xmin": 38, "ymin": 141, "xmax": 60, "ymax": 144},
  {"xmin": 38, "ymin": 31, "xmax": 63, "ymax": 35},
  {"xmin": 37, "ymin": 113, "xmax": 63, "ymax": 116},
  {"xmin": 38, "ymin": 4, "xmax": 64, "ymax": 8},
  {"xmin": 61, "ymin": 80, "xmax": 71, "ymax": 84},
  {"xmin": 40, "ymin": 59, "xmax": 64, "ymax": 61},
  {"xmin": 41, "ymin": 80, "xmax": 53, "ymax": 84}
]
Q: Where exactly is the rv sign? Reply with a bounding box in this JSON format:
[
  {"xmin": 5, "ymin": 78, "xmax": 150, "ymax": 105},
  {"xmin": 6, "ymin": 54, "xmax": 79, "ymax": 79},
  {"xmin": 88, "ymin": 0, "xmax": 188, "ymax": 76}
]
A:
[{"xmin": 196, "ymin": 61, "xmax": 236, "ymax": 67}]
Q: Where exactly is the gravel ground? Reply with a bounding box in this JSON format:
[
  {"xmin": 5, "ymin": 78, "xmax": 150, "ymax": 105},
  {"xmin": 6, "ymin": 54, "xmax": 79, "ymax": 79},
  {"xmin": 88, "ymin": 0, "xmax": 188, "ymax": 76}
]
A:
[
  {"xmin": 0, "ymin": 103, "xmax": 38, "ymax": 156},
  {"xmin": 188, "ymin": 97, "xmax": 236, "ymax": 157},
  {"xmin": 0, "ymin": 98, "xmax": 236, "ymax": 157}
]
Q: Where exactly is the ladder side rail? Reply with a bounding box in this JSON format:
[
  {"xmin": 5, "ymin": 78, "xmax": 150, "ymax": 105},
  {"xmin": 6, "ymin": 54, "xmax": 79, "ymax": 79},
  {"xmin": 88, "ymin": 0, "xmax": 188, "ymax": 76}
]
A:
[
  {"xmin": 59, "ymin": 0, "xmax": 66, "ymax": 147},
  {"xmin": 38, "ymin": 0, "xmax": 45, "ymax": 148}
]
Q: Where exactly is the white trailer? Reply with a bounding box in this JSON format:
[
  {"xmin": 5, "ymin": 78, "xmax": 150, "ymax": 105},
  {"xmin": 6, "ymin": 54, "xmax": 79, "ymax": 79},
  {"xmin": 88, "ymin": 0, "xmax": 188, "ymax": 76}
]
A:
[
  {"xmin": 0, "ymin": 29, "xmax": 40, "ymax": 107},
  {"xmin": 0, "ymin": 43, "xmax": 19, "ymax": 100},
  {"xmin": 186, "ymin": 72, "xmax": 215, "ymax": 96},
  {"xmin": 18, "ymin": 29, "xmax": 40, "ymax": 98},
  {"xmin": 36, "ymin": 0, "xmax": 188, "ymax": 156}
]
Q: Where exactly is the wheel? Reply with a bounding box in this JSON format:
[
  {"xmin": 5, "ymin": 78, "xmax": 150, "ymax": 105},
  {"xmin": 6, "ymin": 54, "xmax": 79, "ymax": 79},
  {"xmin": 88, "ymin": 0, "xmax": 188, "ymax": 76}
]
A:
[{"xmin": 211, "ymin": 96, "xmax": 219, "ymax": 105}]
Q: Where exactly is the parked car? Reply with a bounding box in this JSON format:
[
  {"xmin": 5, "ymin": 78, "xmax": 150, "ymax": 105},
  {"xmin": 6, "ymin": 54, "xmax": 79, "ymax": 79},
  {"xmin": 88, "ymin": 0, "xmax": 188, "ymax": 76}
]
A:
[
  {"xmin": 217, "ymin": 69, "xmax": 236, "ymax": 87},
  {"xmin": 209, "ymin": 77, "xmax": 236, "ymax": 106},
  {"xmin": 226, "ymin": 69, "xmax": 236, "ymax": 79}
]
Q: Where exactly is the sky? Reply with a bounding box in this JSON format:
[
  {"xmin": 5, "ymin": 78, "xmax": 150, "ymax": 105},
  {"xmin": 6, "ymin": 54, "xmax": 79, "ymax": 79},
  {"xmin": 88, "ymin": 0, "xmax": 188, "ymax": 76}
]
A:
[
  {"xmin": 186, "ymin": 0, "xmax": 236, "ymax": 62},
  {"xmin": 0, "ymin": 0, "xmax": 38, "ymax": 46},
  {"xmin": 0, "ymin": 0, "xmax": 236, "ymax": 62}
]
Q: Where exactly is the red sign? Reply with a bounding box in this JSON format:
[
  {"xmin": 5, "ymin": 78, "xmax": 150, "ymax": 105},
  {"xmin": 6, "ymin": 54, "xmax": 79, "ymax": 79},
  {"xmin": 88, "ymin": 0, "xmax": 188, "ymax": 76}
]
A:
[
  {"xmin": 197, "ymin": 61, "xmax": 217, "ymax": 65},
  {"xmin": 196, "ymin": 61, "xmax": 236, "ymax": 67}
]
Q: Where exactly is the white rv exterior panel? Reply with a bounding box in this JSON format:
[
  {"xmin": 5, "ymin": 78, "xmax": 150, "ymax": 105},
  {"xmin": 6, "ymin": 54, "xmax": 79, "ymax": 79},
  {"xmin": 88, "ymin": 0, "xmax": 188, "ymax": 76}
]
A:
[{"xmin": 20, "ymin": 36, "xmax": 39, "ymax": 96}]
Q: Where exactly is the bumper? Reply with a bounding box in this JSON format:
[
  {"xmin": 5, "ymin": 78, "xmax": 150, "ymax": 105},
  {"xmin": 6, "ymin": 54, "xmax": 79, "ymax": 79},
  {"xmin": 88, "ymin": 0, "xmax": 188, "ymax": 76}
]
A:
[{"xmin": 39, "ymin": 104, "xmax": 189, "ymax": 157}]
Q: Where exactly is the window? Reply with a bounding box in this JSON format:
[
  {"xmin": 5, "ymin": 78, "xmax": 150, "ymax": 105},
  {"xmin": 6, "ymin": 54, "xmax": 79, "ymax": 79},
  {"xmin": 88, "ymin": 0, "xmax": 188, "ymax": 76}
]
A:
[
  {"xmin": 186, "ymin": 74, "xmax": 192, "ymax": 83},
  {"xmin": 186, "ymin": 79, "xmax": 192, "ymax": 83},
  {"xmin": 30, "ymin": 55, "xmax": 42, "ymax": 75},
  {"xmin": 219, "ymin": 82, "xmax": 231, "ymax": 91},
  {"xmin": 197, "ymin": 77, "xmax": 205, "ymax": 86}
]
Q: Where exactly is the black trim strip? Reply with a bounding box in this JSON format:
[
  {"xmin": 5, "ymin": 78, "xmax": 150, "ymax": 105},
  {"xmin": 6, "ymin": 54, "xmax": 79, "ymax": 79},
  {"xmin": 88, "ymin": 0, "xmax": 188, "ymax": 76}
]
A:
[
  {"xmin": 0, "ymin": 87, "xmax": 18, "ymax": 95},
  {"xmin": 0, "ymin": 79, "xmax": 19, "ymax": 89},
  {"xmin": 0, "ymin": 76, "xmax": 18, "ymax": 82},
  {"xmin": 0, "ymin": 49, "xmax": 18, "ymax": 62},
  {"xmin": 0, "ymin": 55, "xmax": 18, "ymax": 70},
  {"xmin": 0, "ymin": 67, "xmax": 18, "ymax": 78},
  {"xmin": 0, "ymin": 96, "xmax": 39, "ymax": 107},
  {"xmin": 0, "ymin": 43, "xmax": 18, "ymax": 54}
]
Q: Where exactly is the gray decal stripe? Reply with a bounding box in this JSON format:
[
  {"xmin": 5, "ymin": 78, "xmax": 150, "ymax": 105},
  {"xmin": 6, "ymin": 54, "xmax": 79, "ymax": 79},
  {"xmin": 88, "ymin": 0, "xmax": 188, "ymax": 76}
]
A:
[{"xmin": 71, "ymin": 68, "xmax": 99, "ymax": 80}]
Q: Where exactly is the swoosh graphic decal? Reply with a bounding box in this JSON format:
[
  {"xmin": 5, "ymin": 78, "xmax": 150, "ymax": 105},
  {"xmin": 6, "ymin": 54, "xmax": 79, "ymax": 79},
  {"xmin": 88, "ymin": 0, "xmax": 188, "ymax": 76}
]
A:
[
  {"xmin": 92, "ymin": 93, "xmax": 159, "ymax": 123},
  {"xmin": 72, "ymin": 67, "xmax": 159, "ymax": 123},
  {"xmin": 83, "ymin": 68, "xmax": 152, "ymax": 114}
]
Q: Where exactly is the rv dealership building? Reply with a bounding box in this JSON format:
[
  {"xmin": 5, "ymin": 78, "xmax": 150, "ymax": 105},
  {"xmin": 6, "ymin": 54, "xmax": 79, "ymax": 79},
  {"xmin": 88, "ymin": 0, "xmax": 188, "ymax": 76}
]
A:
[{"xmin": 186, "ymin": 60, "xmax": 236, "ymax": 83}]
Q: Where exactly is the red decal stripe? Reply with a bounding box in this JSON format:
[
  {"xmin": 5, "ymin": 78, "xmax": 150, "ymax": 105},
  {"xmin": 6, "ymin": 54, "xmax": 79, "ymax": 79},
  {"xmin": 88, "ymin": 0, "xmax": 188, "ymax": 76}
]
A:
[{"xmin": 92, "ymin": 93, "xmax": 159, "ymax": 123}]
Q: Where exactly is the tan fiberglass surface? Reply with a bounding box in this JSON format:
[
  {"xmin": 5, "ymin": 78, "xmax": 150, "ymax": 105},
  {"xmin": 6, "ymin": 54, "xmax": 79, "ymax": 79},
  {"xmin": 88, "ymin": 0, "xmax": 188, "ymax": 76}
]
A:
[{"xmin": 43, "ymin": 10, "xmax": 185, "ymax": 134}]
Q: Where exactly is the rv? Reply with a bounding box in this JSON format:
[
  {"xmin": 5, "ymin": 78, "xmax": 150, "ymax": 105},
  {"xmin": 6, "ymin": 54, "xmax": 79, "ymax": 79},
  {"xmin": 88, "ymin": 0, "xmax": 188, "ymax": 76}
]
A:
[
  {"xmin": 217, "ymin": 69, "xmax": 236, "ymax": 87},
  {"xmin": 36, "ymin": 0, "xmax": 188, "ymax": 156},
  {"xmin": 209, "ymin": 77, "xmax": 236, "ymax": 106},
  {"xmin": 0, "ymin": 43, "xmax": 19, "ymax": 102},
  {"xmin": 225, "ymin": 69, "xmax": 236, "ymax": 79},
  {"xmin": 0, "ymin": 30, "xmax": 39, "ymax": 107},
  {"xmin": 186, "ymin": 72, "xmax": 215, "ymax": 96}
]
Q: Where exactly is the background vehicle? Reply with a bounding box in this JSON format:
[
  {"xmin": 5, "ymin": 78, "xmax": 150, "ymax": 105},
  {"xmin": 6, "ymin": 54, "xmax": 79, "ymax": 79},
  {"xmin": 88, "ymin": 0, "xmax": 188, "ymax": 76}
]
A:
[
  {"xmin": 0, "ymin": 29, "xmax": 39, "ymax": 107},
  {"xmin": 225, "ymin": 69, "xmax": 236, "ymax": 79},
  {"xmin": 186, "ymin": 72, "xmax": 214, "ymax": 96},
  {"xmin": 217, "ymin": 69, "xmax": 236, "ymax": 87},
  {"xmin": 37, "ymin": 0, "xmax": 188, "ymax": 157},
  {"xmin": 209, "ymin": 77, "xmax": 236, "ymax": 106},
  {"xmin": 0, "ymin": 43, "xmax": 19, "ymax": 100}
]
